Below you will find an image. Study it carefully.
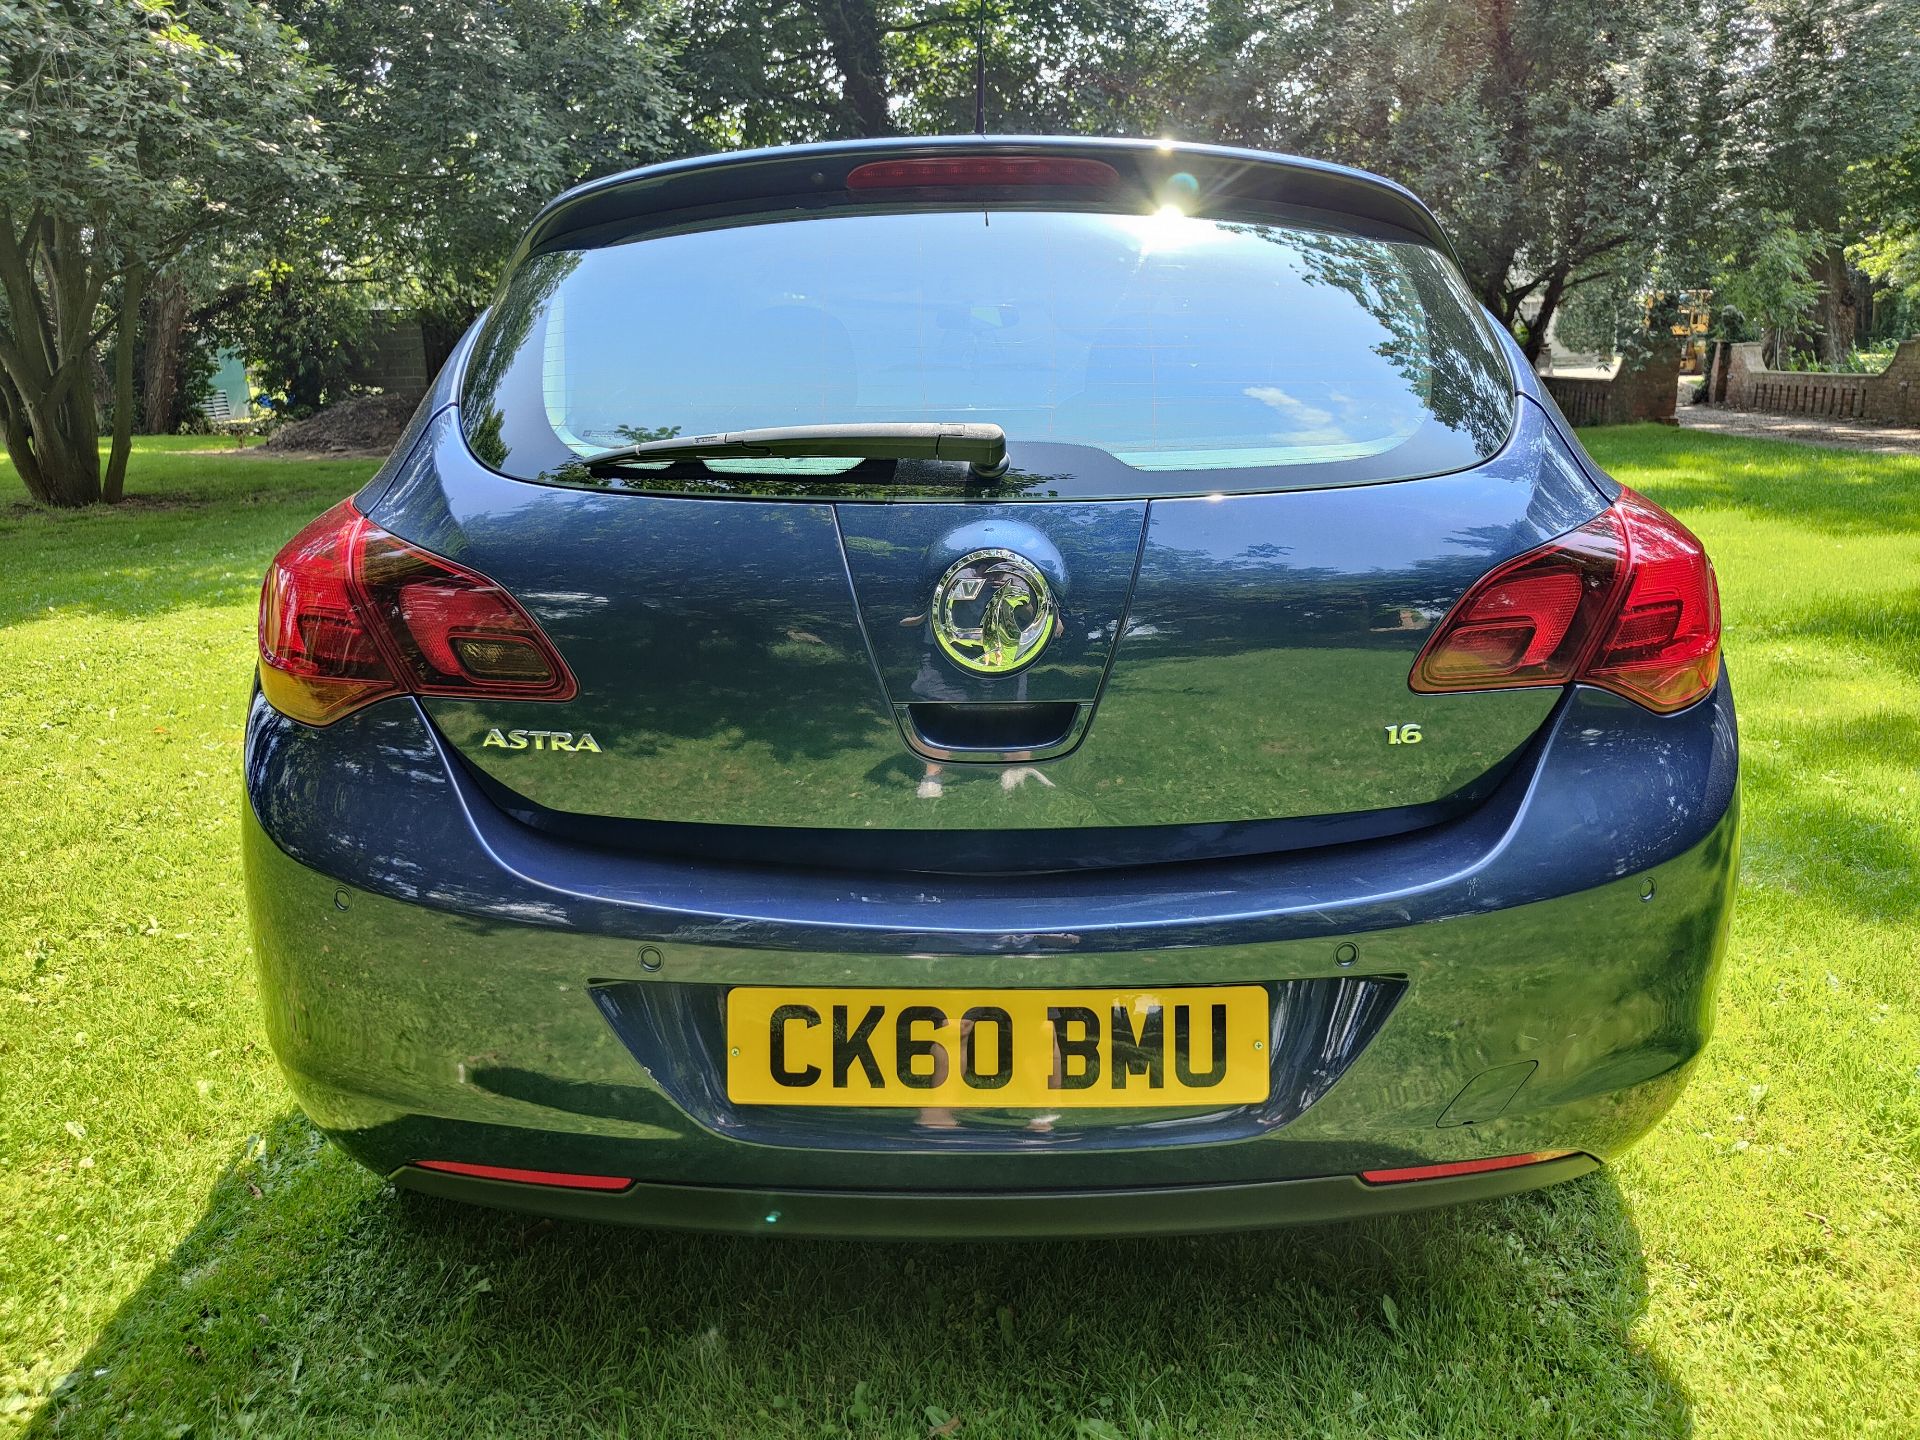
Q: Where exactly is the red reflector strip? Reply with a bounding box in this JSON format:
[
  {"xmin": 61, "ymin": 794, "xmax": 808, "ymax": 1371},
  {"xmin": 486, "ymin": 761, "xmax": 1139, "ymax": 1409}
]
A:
[
  {"xmin": 1359, "ymin": 1150, "xmax": 1576, "ymax": 1185},
  {"xmin": 414, "ymin": 1160, "xmax": 633, "ymax": 1191},
  {"xmin": 847, "ymin": 156, "xmax": 1121, "ymax": 190}
]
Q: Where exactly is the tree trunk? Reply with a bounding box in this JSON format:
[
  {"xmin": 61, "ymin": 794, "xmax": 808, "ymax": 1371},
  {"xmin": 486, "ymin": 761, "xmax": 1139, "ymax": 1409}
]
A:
[
  {"xmin": 0, "ymin": 369, "xmax": 102, "ymax": 506},
  {"xmin": 139, "ymin": 267, "xmax": 191, "ymax": 434},
  {"xmin": 0, "ymin": 207, "xmax": 112, "ymax": 506},
  {"xmin": 1815, "ymin": 245, "xmax": 1853, "ymax": 368},
  {"xmin": 1521, "ymin": 272, "xmax": 1568, "ymax": 366},
  {"xmin": 103, "ymin": 264, "xmax": 144, "ymax": 504},
  {"xmin": 813, "ymin": 0, "xmax": 893, "ymax": 136}
]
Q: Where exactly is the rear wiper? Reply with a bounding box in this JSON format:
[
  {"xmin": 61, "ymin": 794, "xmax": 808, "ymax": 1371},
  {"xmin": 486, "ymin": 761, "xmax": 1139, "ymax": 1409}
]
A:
[{"xmin": 580, "ymin": 422, "xmax": 1009, "ymax": 479}]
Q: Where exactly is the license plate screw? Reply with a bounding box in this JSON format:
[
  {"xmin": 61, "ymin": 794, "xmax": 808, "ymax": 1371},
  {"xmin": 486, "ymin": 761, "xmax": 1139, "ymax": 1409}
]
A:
[
  {"xmin": 1254, "ymin": 1040, "xmax": 1265, "ymax": 1051},
  {"xmin": 731, "ymin": 1047, "xmax": 741, "ymax": 1057}
]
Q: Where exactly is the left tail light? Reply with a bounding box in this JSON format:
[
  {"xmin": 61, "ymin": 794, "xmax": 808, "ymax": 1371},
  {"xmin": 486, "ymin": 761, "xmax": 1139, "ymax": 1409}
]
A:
[
  {"xmin": 258, "ymin": 499, "xmax": 576, "ymax": 726},
  {"xmin": 1411, "ymin": 489, "xmax": 1721, "ymax": 714}
]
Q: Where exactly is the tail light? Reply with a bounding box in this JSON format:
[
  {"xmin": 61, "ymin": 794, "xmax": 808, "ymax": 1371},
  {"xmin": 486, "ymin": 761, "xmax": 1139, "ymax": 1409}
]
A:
[
  {"xmin": 1411, "ymin": 489, "xmax": 1721, "ymax": 714},
  {"xmin": 258, "ymin": 499, "xmax": 576, "ymax": 726},
  {"xmin": 847, "ymin": 156, "xmax": 1121, "ymax": 190}
]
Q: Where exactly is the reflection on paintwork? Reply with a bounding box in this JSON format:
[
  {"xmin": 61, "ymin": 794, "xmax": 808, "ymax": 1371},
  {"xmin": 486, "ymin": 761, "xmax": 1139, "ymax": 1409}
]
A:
[
  {"xmin": 370, "ymin": 398, "xmax": 1604, "ymax": 838},
  {"xmin": 244, "ymin": 675, "xmax": 1735, "ymax": 959}
]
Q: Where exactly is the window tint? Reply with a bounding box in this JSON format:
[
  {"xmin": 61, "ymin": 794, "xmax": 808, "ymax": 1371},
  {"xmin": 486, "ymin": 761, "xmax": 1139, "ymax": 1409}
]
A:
[{"xmin": 463, "ymin": 208, "xmax": 1514, "ymax": 496}]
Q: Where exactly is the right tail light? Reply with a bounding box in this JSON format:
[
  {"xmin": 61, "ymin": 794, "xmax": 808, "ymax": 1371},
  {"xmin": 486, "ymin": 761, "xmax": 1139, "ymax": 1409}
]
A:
[{"xmin": 1411, "ymin": 489, "xmax": 1721, "ymax": 714}]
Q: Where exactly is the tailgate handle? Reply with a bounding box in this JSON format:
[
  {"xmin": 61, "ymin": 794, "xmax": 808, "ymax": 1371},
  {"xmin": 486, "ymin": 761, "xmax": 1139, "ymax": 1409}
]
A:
[{"xmin": 899, "ymin": 701, "xmax": 1085, "ymax": 762}]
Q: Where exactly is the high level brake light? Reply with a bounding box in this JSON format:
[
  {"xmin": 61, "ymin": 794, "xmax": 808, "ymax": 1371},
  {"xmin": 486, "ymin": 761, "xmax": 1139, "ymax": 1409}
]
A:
[
  {"xmin": 258, "ymin": 499, "xmax": 576, "ymax": 726},
  {"xmin": 846, "ymin": 156, "xmax": 1121, "ymax": 191},
  {"xmin": 1411, "ymin": 489, "xmax": 1721, "ymax": 714}
]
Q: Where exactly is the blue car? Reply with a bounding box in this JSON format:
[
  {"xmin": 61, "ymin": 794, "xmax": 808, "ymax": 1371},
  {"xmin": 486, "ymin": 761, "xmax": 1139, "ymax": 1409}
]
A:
[{"xmin": 244, "ymin": 137, "xmax": 1736, "ymax": 1237}]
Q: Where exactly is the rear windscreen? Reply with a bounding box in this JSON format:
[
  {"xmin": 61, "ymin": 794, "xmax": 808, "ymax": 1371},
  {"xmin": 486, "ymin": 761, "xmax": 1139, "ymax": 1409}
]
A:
[{"xmin": 461, "ymin": 207, "xmax": 1515, "ymax": 497}]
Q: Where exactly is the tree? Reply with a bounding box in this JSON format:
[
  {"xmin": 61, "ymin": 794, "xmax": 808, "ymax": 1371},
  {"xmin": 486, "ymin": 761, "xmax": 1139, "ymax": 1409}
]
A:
[
  {"xmin": 671, "ymin": 0, "xmax": 1185, "ymax": 151},
  {"xmin": 282, "ymin": 0, "xmax": 679, "ymax": 319},
  {"xmin": 1168, "ymin": 0, "xmax": 1703, "ymax": 364},
  {"xmin": 1714, "ymin": 215, "xmax": 1824, "ymax": 367},
  {"xmin": 1706, "ymin": 0, "xmax": 1920, "ymax": 363},
  {"xmin": 0, "ymin": 0, "xmax": 325, "ymax": 506}
]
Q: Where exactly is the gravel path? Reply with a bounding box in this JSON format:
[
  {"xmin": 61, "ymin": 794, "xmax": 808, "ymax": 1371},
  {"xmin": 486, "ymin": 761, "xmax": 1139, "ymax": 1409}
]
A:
[{"xmin": 1676, "ymin": 391, "xmax": 1920, "ymax": 457}]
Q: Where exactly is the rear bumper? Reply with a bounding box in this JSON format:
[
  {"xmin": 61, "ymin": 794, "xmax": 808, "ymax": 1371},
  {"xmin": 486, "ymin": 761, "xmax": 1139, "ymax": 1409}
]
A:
[
  {"xmin": 243, "ymin": 674, "xmax": 1738, "ymax": 1232},
  {"xmin": 392, "ymin": 1153, "xmax": 1602, "ymax": 1239}
]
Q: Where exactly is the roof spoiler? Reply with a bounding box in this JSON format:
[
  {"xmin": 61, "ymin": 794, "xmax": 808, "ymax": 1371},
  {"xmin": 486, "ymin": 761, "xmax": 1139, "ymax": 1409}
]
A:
[{"xmin": 514, "ymin": 135, "xmax": 1461, "ymax": 270}]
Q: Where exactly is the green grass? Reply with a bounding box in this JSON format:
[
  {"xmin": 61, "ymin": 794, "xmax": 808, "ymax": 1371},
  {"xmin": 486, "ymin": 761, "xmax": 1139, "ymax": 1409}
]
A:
[{"xmin": 2, "ymin": 428, "xmax": 1916, "ymax": 1438}]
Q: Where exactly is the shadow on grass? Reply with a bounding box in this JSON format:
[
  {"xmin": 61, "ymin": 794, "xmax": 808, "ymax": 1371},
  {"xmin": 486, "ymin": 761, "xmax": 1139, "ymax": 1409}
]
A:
[
  {"xmin": 0, "ymin": 478, "xmax": 367, "ymax": 630},
  {"xmin": 30, "ymin": 1115, "xmax": 1690, "ymax": 1439}
]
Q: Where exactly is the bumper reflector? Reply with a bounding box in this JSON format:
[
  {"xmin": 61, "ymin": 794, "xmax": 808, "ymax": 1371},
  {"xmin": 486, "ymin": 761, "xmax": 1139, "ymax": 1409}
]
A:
[
  {"xmin": 414, "ymin": 1160, "xmax": 633, "ymax": 1191},
  {"xmin": 1359, "ymin": 1150, "xmax": 1577, "ymax": 1185}
]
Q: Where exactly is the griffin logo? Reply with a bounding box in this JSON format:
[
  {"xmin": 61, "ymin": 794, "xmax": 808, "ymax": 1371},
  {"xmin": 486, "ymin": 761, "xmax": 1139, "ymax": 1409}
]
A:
[
  {"xmin": 932, "ymin": 548, "xmax": 1056, "ymax": 676},
  {"xmin": 481, "ymin": 728, "xmax": 602, "ymax": 753}
]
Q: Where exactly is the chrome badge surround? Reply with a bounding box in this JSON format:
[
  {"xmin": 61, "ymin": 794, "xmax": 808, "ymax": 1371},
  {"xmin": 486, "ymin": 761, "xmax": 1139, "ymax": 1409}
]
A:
[{"xmin": 932, "ymin": 548, "xmax": 1057, "ymax": 675}]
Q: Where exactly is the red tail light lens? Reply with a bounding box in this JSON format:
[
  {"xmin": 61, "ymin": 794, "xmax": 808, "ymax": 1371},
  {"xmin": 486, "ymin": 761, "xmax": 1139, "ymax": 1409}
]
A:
[
  {"xmin": 1411, "ymin": 489, "xmax": 1720, "ymax": 714},
  {"xmin": 846, "ymin": 156, "xmax": 1121, "ymax": 190},
  {"xmin": 259, "ymin": 500, "xmax": 576, "ymax": 726},
  {"xmin": 1582, "ymin": 492, "xmax": 1724, "ymax": 711}
]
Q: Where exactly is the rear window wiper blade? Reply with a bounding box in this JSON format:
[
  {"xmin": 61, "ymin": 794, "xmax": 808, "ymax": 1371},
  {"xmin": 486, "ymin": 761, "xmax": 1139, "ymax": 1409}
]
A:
[{"xmin": 579, "ymin": 422, "xmax": 1009, "ymax": 478}]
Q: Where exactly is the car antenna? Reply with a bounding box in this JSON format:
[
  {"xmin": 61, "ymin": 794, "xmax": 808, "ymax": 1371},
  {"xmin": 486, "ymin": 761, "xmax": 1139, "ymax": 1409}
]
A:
[{"xmin": 973, "ymin": 0, "xmax": 987, "ymax": 134}]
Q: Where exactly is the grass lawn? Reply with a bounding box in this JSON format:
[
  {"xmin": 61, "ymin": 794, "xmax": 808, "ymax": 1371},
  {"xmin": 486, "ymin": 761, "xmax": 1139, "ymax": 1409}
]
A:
[{"xmin": 1, "ymin": 429, "xmax": 1916, "ymax": 1438}]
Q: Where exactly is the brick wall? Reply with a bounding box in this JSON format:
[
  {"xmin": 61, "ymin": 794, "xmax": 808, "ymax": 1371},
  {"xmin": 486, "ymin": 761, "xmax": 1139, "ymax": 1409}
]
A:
[
  {"xmin": 1542, "ymin": 345, "xmax": 1680, "ymax": 426},
  {"xmin": 1712, "ymin": 338, "xmax": 1920, "ymax": 425}
]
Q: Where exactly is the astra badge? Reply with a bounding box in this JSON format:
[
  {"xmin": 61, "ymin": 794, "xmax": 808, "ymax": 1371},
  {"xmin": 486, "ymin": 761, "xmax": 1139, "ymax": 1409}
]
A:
[
  {"xmin": 481, "ymin": 728, "xmax": 601, "ymax": 753},
  {"xmin": 932, "ymin": 548, "xmax": 1056, "ymax": 675}
]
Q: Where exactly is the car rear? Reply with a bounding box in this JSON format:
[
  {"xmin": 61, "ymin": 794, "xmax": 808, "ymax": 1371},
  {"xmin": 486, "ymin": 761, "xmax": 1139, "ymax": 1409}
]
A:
[{"xmin": 242, "ymin": 138, "xmax": 1737, "ymax": 1237}]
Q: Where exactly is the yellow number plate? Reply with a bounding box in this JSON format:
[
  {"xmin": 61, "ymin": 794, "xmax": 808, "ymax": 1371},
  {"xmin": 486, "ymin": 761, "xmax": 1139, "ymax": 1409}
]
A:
[{"xmin": 725, "ymin": 986, "xmax": 1270, "ymax": 1108}]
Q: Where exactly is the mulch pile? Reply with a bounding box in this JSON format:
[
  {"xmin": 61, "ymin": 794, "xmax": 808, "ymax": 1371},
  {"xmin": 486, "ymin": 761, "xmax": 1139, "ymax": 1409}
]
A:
[{"xmin": 261, "ymin": 391, "xmax": 423, "ymax": 456}]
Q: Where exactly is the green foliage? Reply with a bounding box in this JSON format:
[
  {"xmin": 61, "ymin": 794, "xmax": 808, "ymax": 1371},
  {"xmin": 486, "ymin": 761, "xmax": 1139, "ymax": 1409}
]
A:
[
  {"xmin": 218, "ymin": 262, "xmax": 374, "ymax": 417},
  {"xmin": 1713, "ymin": 217, "xmax": 1825, "ymax": 368},
  {"xmin": 283, "ymin": 0, "xmax": 679, "ymax": 315},
  {"xmin": 1554, "ymin": 279, "xmax": 1685, "ymax": 366},
  {"xmin": 133, "ymin": 305, "xmax": 219, "ymax": 433},
  {"xmin": 1160, "ymin": 0, "xmax": 1703, "ymax": 359},
  {"xmin": 1776, "ymin": 344, "xmax": 1899, "ymax": 375},
  {"xmin": 1697, "ymin": 0, "xmax": 1920, "ymax": 361},
  {"xmin": 669, "ymin": 0, "xmax": 1186, "ymax": 150}
]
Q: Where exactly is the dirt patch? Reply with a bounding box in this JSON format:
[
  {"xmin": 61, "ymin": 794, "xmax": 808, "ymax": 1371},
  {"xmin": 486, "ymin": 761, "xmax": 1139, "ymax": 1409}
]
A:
[
  {"xmin": 261, "ymin": 391, "xmax": 423, "ymax": 457},
  {"xmin": 4, "ymin": 484, "xmax": 345, "ymax": 519}
]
